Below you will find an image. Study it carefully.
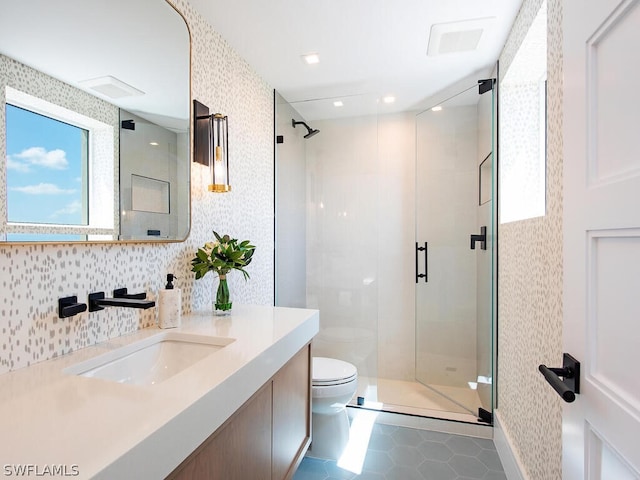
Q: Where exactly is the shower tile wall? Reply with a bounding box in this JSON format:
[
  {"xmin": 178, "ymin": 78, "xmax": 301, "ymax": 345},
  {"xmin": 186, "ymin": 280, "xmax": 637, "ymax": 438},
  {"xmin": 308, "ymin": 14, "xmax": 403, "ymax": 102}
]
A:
[
  {"xmin": 376, "ymin": 112, "xmax": 416, "ymax": 381},
  {"xmin": 305, "ymin": 113, "xmax": 380, "ymax": 381},
  {"xmin": 0, "ymin": 0, "xmax": 275, "ymax": 374},
  {"xmin": 278, "ymin": 105, "xmax": 420, "ymax": 384}
]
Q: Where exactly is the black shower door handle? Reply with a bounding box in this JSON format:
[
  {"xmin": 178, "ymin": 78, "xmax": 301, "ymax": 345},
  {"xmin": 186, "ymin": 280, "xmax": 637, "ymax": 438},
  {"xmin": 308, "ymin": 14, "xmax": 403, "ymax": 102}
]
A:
[{"xmin": 415, "ymin": 242, "xmax": 428, "ymax": 283}]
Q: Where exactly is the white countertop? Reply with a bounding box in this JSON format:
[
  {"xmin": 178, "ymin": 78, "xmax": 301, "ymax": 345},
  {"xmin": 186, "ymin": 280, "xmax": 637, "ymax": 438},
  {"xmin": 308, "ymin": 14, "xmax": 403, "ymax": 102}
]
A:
[{"xmin": 0, "ymin": 305, "xmax": 319, "ymax": 479}]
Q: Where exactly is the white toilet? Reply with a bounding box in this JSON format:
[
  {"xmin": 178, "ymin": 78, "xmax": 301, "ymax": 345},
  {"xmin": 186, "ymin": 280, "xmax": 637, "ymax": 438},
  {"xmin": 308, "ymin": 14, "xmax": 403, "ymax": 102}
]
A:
[{"xmin": 310, "ymin": 356, "xmax": 358, "ymax": 459}]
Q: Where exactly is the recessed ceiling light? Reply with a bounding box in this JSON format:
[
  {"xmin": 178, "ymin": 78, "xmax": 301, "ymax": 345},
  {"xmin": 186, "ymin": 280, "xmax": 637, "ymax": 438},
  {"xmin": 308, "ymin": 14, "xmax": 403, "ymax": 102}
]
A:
[
  {"xmin": 431, "ymin": 106, "xmax": 442, "ymax": 112},
  {"xmin": 302, "ymin": 52, "xmax": 320, "ymax": 65},
  {"xmin": 149, "ymin": 142, "xmax": 159, "ymax": 146},
  {"xmin": 333, "ymin": 101, "xmax": 344, "ymax": 107},
  {"xmin": 382, "ymin": 96, "xmax": 395, "ymax": 104}
]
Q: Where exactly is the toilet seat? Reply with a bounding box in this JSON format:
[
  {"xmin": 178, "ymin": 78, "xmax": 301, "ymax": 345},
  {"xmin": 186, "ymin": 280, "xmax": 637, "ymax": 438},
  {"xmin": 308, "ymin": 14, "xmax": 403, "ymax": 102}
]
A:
[{"xmin": 312, "ymin": 357, "xmax": 357, "ymax": 386}]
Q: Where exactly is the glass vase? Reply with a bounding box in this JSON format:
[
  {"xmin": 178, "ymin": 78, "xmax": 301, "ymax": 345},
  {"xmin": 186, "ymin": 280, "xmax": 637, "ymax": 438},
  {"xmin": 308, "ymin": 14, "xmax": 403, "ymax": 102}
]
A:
[{"xmin": 214, "ymin": 274, "xmax": 232, "ymax": 315}]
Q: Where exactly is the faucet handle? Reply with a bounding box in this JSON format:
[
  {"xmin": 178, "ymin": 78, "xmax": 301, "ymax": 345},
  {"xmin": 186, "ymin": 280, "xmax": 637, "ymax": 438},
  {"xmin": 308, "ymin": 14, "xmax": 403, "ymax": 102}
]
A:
[
  {"xmin": 88, "ymin": 292, "xmax": 106, "ymax": 312},
  {"xmin": 113, "ymin": 288, "xmax": 147, "ymax": 300},
  {"xmin": 58, "ymin": 296, "xmax": 88, "ymax": 318}
]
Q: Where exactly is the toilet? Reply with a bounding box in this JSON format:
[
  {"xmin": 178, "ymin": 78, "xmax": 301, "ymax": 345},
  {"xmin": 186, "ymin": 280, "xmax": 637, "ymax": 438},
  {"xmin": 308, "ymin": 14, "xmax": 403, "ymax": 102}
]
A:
[{"xmin": 310, "ymin": 357, "xmax": 358, "ymax": 459}]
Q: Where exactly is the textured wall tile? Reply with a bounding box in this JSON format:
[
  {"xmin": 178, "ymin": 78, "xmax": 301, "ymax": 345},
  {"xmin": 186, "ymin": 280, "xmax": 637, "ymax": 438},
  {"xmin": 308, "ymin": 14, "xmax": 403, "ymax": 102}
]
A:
[
  {"xmin": 497, "ymin": 0, "xmax": 563, "ymax": 479},
  {"xmin": 0, "ymin": 0, "xmax": 274, "ymax": 374}
]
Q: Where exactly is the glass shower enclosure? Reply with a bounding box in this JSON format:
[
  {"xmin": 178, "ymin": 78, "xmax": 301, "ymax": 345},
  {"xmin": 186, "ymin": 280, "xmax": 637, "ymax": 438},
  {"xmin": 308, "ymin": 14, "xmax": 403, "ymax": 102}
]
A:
[
  {"xmin": 275, "ymin": 79, "xmax": 496, "ymax": 423},
  {"xmin": 414, "ymin": 82, "xmax": 496, "ymax": 420},
  {"xmin": 274, "ymin": 92, "xmax": 380, "ymax": 393}
]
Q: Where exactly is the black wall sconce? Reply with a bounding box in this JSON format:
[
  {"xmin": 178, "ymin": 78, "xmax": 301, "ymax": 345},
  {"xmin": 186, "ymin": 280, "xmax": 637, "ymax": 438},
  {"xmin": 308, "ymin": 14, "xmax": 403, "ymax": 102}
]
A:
[{"xmin": 194, "ymin": 99, "xmax": 231, "ymax": 193}]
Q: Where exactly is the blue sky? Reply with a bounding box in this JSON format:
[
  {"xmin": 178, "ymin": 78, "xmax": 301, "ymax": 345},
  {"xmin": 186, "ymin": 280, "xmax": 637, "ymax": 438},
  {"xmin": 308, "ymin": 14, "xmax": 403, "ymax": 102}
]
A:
[{"xmin": 6, "ymin": 104, "xmax": 87, "ymax": 225}]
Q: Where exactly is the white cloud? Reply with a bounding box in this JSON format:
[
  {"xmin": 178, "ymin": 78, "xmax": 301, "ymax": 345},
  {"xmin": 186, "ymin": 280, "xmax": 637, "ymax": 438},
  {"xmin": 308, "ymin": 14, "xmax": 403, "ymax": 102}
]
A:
[
  {"xmin": 8, "ymin": 147, "xmax": 69, "ymax": 171},
  {"xmin": 10, "ymin": 183, "xmax": 77, "ymax": 195},
  {"xmin": 6, "ymin": 156, "xmax": 31, "ymax": 172},
  {"xmin": 50, "ymin": 200, "xmax": 83, "ymax": 218}
]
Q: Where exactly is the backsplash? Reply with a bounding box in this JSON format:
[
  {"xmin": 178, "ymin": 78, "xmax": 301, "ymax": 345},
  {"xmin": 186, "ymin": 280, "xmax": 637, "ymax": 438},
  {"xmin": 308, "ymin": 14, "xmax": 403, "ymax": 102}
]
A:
[{"xmin": 0, "ymin": 0, "xmax": 275, "ymax": 374}]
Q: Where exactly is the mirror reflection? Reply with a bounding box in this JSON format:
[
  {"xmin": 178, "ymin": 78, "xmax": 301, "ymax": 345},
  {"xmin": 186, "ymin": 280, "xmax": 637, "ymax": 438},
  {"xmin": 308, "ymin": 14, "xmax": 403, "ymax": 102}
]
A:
[{"xmin": 0, "ymin": 0, "xmax": 191, "ymax": 242}]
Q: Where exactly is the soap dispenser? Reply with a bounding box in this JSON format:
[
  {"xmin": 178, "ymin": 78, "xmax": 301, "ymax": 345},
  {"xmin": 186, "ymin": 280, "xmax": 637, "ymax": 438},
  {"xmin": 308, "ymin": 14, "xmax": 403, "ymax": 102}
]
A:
[{"xmin": 158, "ymin": 274, "xmax": 181, "ymax": 329}]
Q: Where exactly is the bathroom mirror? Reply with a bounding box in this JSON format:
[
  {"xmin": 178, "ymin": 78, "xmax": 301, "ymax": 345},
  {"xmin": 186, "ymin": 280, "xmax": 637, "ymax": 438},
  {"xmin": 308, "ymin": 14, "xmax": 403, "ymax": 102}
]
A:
[{"xmin": 0, "ymin": 0, "xmax": 191, "ymax": 242}]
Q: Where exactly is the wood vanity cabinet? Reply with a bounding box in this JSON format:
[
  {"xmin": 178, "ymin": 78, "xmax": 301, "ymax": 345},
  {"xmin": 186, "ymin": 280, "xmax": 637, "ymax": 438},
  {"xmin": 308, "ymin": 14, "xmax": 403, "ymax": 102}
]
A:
[
  {"xmin": 272, "ymin": 344, "xmax": 312, "ymax": 480},
  {"xmin": 167, "ymin": 344, "xmax": 311, "ymax": 480}
]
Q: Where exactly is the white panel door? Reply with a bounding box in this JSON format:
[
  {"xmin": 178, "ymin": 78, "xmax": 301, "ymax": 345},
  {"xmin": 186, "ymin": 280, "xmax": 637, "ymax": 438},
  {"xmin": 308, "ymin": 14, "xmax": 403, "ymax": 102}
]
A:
[{"xmin": 563, "ymin": 0, "xmax": 640, "ymax": 478}]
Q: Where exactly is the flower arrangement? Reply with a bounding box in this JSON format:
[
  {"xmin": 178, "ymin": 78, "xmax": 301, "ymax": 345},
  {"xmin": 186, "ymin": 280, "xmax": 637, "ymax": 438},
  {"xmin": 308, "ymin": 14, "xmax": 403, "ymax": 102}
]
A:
[{"xmin": 191, "ymin": 231, "xmax": 255, "ymax": 313}]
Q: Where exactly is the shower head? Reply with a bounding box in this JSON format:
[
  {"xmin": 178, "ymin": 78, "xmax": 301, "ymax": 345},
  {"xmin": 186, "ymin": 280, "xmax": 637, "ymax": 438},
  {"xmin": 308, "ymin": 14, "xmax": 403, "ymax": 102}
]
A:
[
  {"xmin": 292, "ymin": 119, "xmax": 320, "ymax": 139},
  {"xmin": 304, "ymin": 128, "xmax": 320, "ymax": 139}
]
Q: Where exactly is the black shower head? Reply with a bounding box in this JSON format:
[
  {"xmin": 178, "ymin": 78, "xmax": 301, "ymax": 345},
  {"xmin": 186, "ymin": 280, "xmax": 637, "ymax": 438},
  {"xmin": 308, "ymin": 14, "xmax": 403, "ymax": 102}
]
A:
[
  {"xmin": 292, "ymin": 119, "xmax": 320, "ymax": 139},
  {"xmin": 304, "ymin": 128, "xmax": 320, "ymax": 139}
]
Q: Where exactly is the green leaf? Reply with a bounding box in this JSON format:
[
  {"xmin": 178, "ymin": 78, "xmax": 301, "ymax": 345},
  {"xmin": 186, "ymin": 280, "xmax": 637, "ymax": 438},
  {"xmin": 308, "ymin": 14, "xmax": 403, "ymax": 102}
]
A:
[
  {"xmin": 228, "ymin": 251, "xmax": 242, "ymax": 260},
  {"xmin": 193, "ymin": 232, "xmax": 256, "ymax": 281},
  {"xmin": 236, "ymin": 267, "xmax": 250, "ymax": 280}
]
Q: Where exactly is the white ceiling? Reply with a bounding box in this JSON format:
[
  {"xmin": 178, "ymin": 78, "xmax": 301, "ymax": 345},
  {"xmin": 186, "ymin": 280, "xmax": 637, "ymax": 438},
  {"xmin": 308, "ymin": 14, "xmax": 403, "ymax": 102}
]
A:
[{"xmin": 189, "ymin": 0, "xmax": 524, "ymax": 120}]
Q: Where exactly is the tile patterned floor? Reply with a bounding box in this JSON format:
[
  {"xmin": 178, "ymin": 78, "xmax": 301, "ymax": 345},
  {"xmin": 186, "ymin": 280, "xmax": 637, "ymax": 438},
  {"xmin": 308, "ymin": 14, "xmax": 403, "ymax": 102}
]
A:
[{"xmin": 293, "ymin": 423, "xmax": 506, "ymax": 480}]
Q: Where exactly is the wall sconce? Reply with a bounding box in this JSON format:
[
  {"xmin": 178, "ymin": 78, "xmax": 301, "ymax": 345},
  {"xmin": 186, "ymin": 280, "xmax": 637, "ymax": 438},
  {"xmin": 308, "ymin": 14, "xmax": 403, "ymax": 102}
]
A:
[{"xmin": 193, "ymin": 100, "xmax": 231, "ymax": 193}]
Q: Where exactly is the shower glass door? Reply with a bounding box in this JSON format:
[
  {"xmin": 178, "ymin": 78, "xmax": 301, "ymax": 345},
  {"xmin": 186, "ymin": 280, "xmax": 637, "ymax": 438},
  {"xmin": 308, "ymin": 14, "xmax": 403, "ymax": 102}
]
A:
[
  {"xmin": 415, "ymin": 82, "xmax": 495, "ymax": 419},
  {"xmin": 301, "ymin": 95, "xmax": 380, "ymax": 402},
  {"xmin": 275, "ymin": 92, "xmax": 380, "ymax": 402}
]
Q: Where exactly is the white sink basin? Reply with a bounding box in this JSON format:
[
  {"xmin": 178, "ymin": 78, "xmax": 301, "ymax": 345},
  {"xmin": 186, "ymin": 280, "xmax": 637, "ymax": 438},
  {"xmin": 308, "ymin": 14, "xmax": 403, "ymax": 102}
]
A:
[{"xmin": 64, "ymin": 332, "xmax": 235, "ymax": 386}]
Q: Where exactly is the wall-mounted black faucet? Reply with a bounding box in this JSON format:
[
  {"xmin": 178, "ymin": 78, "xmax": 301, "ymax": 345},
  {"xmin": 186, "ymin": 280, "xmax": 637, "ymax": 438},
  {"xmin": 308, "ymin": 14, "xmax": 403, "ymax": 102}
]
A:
[
  {"xmin": 88, "ymin": 291, "xmax": 155, "ymax": 312},
  {"xmin": 58, "ymin": 296, "xmax": 88, "ymax": 318}
]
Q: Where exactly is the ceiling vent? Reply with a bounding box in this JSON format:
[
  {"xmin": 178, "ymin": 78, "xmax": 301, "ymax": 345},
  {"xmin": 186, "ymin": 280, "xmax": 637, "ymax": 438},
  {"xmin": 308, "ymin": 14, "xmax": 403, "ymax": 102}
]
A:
[
  {"xmin": 78, "ymin": 75, "xmax": 144, "ymax": 99},
  {"xmin": 427, "ymin": 17, "xmax": 495, "ymax": 56}
]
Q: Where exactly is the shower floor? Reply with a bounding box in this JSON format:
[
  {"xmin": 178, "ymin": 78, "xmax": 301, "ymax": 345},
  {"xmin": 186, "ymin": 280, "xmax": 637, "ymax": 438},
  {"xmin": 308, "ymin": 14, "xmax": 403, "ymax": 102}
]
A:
[{"xmin": 352, "ymin": 376, "xmax": 482, "ymax": 423}]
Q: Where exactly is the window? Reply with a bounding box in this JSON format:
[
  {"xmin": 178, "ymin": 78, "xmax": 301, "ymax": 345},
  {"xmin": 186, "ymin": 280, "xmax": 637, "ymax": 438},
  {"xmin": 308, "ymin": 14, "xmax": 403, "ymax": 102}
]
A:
[
  {"xmin": 3, "ymin": 86, "xmax": 115, "ymax": 240},
  {"xmin": 499, "ymin": 0, "xmax": 547, "ymax": 224},
  {"xmin": 6, "ymin": 104, "xmax": 89, "ymax": 226}
]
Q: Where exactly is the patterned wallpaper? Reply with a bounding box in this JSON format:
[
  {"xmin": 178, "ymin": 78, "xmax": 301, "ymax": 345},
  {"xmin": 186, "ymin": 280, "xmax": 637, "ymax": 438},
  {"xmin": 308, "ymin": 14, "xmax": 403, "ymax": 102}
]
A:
[
  {"xmin": 497, "ymin": 0, "xmax": 563, "ymax": 479},
  {"xmin": 0, "ymin": 0, "xmax": 275, "ymax": 374}
]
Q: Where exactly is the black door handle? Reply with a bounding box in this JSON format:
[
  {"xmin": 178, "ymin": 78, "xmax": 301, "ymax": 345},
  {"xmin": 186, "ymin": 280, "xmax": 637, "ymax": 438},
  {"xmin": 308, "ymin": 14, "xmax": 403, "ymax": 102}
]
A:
[
  {"xmin": 415, "ymin": 242, "xmax": 427, "ymax": 283},
  {"xmin": 539, "ymin": 353, "xmax": 580, "ymax": 403}
]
